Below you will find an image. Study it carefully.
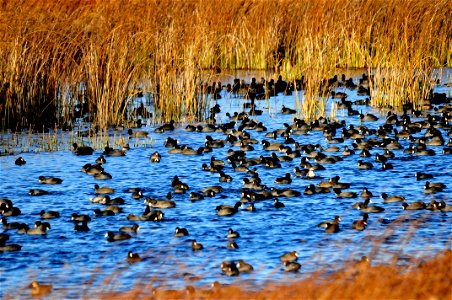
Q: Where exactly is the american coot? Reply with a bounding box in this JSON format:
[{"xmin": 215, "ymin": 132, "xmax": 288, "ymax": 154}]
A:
[
  {"xmin": 94, "ymin": 208, "xmax": 115, "ymax": 217},
  {"xmin": 423, "ymin": 181, "xmax": 444, "ymax": 194},
  {"xmin": 128, "ymin": 128, "xmax": 149, "ymax": 138},
  {"xmin": 381, "ymin": 193, "xmax": 405, "ymax": 203},
  {"xmin": 274, "ymin": 173, "xmax": 292, "ymax": 184},
  {"xmin": 218, "ymin": 171, "xmax": 233, "ymax": 182},
  {"xmin": 317, "ymin": 216, "xmax": 341, "ymax": 228},
  {"xmin": 280, "ymin": 251, "xmax": 298, "ymax": 263},
  {"xmin": 273, "ymin": 198, "xmax": 285, "ymax": 208},
  {"xmin": 94, "ymin": 184, "xmax": 115, "ymax": 195},
  {"xmin": 73, "ymin": 143, "xmax": 94, "ymax": 155},
  {"xmin": 105, "ymin": 231, "xmax": 131, "ymax": 242},
  {"xmin": 141, "ymin": 207, "xmax": 164, "ymax": 221},
  {"xmin": 189, "ymin": 192, "xmax": 204, "ymax": 201},
  {"xmin": 119, "ymin": 224, "xmax": 140, "ymax": 233},
  {"xmin": 357, "ymin": 200, "xmax": 385, "ymax": 213},
  {"xmin": 38, "ymin": 176, "xmax": 63, "ymax": 184},
  {"xmin": 284, "ymin": 261, "xmax": 301, "ymax": 272},
  {"xmin": 220, "ymin": 261, "xmax": 240, "ymax": 276},
  {"xmin": 192, "ymin": 240, "xmax": 204, "ymax": 251},
  {"xmin": 15, "ymin": 157, "xmax": 26, "ymax": 165},
  {"xmin": 402, "ymin": 201, "xmax": 426, "ymax": 210},
  {"xmin": 29, "ymin": 281, "xmax": 52, "ymax": 297},
  {"xmin": 127, "ymin": 251, "xmax": 142, "ymax": 263},
  {"xmin": 104, "ymin": 206, "xmax": 122, "ymax": 214},
  {"xmin": 93, "ymin": 171, "xmax": 112, "ymax": 180},
  {"xmin": 270, "ymin": 187, "xmax": 301, "ymax": 197},
  {"xmin": 175, "ymin": 227, "xmax": 189, "ymax": 237},
  {"xmin": 0, "ymin": 203, "xmax": 21, "ymax": 217},
  {"xmin": 352, "ymin": 213, "xmax": 368, "ymax": 231},
  {"xmin": 237, "ymin": 259, "xmax": 253, "ymax": 272},
  {"xmin": 95, "ymin": 155, "xmax": 106, "ymax": 164},
  {"xmin": 71, "ymin": 213, "xmax": 91, "ymax": 222},
  {"xmin": 28, "ymin": 189, "xmax": 49, "ymax": 196},
  {"xmin": 361, "ymin": 187, "xmax": 373, "ymax": 198},
  {"xmin": 131, "ymin": 190, "xmax": 144, "ymax": 199},
  {"xmin": 26, "ymin": 221, "xmax": 51, "ymax": 235},
  {"xmin": 40, "ymin": 210, "xmax": 60, "ymax": 219},
  {"xmin": 74, "ymin": 221, "xmax": 90, "ymax": 232},
  {"xmin": 227, "ymin": 240, "xmax": 239, "ymax": 249},
  {"xmin": 126, "ymin": 213, "xmax": 143, "ymax": 221},
  {"xmin": 82, "ymin": 163, "xmax": 104, "ymax": 175},
  {"xmin": 145, "ymin": 198, "xmax": 176, "ymax": 209},
  {"xmin": 358, "ymin": 160, "xmax": 373, "ymax": 170},
  {"xmin": 0, "ymin": 233, "xmax": 21, "ymax": 251},
  {"xmin": 281, "ymin": 105, "xmax": 296, "ymax": 114},
  {"xmin": 2, "ymin": 217, "xmax": 21, "ymax": 230},
  {"xmin": 90, "ymin": 195, "xmax": 110, "ymax": 204},
  {"xmin": 150, "ymin": 151, "xmax": 161, "ymax": 163},
  {"xmin": 0, "ymin": 233, "xmax": 10, "ymax": 245},
  {"xmin": 0, "ymin": 243, "xmax": 22, "ymax": 252},
  {"xmin": 325, "ymin": 222, "xmax": 340, "ymax": 233},
  {"xmin": 334, "ymin": 188, "xmax": 357, "ymax": 198},
  {"xmin": 227, "ymin": 228, "xmax": 240, "ymax": 239},
  {"xmin": 245, "ymin": 203, "xmax": 256, "ymax": 212},
  {"xmin": 216, "ymin": 202, "xmax": 242, "ymax": 216},
  {"xmin": 438, "ymin": 201, "xmax": 452, "ymax": 212}
]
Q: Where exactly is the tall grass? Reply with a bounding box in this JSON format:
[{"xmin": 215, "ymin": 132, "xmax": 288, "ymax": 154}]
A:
[
  {"xmin": 0, "ymin": 0, "xmax": 450, "ymax": 130},
  {"xmin": 109, "ymin": 250, "xmax": 451, "ymax": 300}
]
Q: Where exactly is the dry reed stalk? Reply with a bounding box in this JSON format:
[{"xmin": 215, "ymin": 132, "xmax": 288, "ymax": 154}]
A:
[
  {"xmin": 0, "ymin": 0, "xmax": 450, "ymax": 130},
  {"xmin": 94, "ymin": 250, "xmax": 451, "ymax": 300}
]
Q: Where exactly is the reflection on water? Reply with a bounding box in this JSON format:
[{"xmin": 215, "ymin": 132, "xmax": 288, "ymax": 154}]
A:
[{"xmin": 0, "ymin": 71, "xmax": 451, "ymax": 297}]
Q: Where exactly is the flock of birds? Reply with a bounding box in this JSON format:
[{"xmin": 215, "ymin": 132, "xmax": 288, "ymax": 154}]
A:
[{"xmin": 1, "ymin": 74, "xmax": 451, "ymax": 295}]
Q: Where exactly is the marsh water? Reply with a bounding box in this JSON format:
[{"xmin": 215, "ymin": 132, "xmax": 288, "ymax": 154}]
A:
[{"xmin": 0, "ymin": 70, "xmax": 451, "ymax": 297}]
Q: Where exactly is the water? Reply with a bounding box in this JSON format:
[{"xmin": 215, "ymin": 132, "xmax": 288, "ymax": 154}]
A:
[{"xmin": 0, "ymin": 72, "xmax": 451, "ymax": 297}]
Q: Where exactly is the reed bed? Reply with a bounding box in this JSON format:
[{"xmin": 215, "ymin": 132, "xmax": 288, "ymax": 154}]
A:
[
  {"xmin": 0, "ymin": 0, "xmax": 450, "ymax": 130},
  {"xmin": 107, "ymin": 250, "xmax": 452, "ymax": 300},
  {"xmin": 11, "ymin": 249, "xmax": 451, "ymax": 299}
]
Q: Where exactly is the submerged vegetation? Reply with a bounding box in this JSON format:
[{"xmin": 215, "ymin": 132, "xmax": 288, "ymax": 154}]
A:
[{"xmin": 0, "ymin": 0, "xmax": 450, "ymax": 130}]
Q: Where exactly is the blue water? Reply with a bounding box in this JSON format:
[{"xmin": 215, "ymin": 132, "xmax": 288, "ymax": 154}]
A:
[{"xmin": 0, "ymin": 72, "xmax": 451, "ymax": 298}]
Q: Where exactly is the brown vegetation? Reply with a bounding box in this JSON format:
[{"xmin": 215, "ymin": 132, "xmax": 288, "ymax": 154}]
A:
[
  {"xmin": 96, "ymin": 250, "xmax": 452, "ymax": 299},
  {"xmin": 0, "ymin": 0, "xmax": 450, "ymax": 129}
]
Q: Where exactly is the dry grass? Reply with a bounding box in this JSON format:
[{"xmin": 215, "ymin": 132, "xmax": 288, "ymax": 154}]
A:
[
  {"xmin": 0, "ymin": 0, "xmax": 450, "ymax": 129},
  {"xmin": 97, "ymin": 250, "xmax": 452, "ymax": 300}
]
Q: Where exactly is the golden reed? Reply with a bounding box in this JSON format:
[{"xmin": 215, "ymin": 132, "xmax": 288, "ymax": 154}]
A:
[{"xmin": 0, "ymin": 0, "xmax": 450, "ymax": 129}]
